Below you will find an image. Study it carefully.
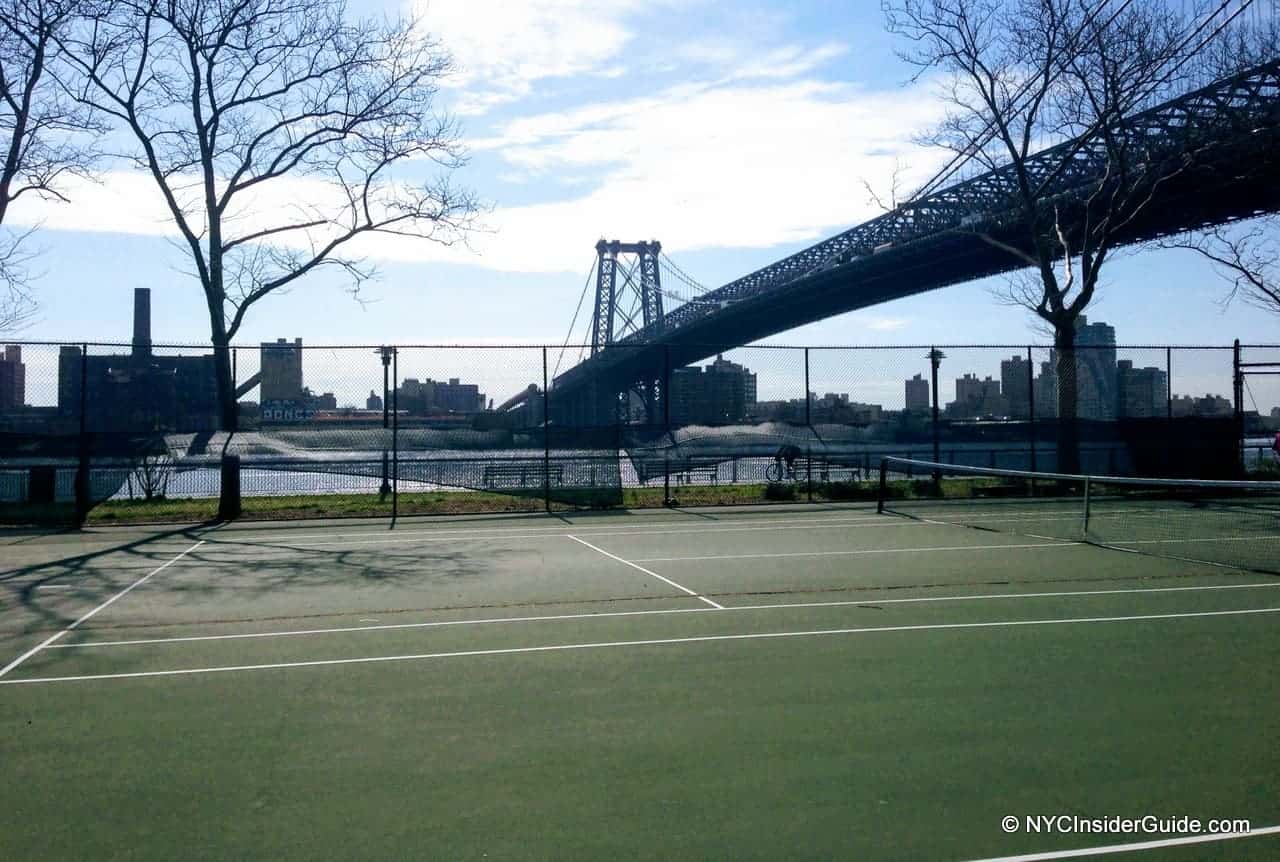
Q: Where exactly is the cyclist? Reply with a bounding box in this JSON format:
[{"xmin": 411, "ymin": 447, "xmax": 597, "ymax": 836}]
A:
[{"xmin": 774, "ymin": 443, "xmax": 803, "ymax": 480}]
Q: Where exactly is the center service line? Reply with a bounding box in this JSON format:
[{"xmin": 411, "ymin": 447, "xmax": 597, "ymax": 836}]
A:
[{"xmin": 566, "ymin": 534, "xmax": 724, "ymax": 609}]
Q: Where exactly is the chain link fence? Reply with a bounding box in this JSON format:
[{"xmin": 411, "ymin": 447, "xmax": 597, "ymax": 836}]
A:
[{"xmin": 0, "ymin": 339, "xmax": 1273, "ymax": 523}]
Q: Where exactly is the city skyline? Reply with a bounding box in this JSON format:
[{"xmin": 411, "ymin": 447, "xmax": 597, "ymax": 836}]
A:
[
  {"xmin": 2, "ymin": 3, "xmax": 1278, "ymax": 357},
  {"xmin": 1, "ymin": 307, "xmax": 1273, "ymax": 419}
]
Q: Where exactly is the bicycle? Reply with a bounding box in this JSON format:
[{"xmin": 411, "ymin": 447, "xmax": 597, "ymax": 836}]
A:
[{"xmin": 765, "ymin": 460, "xmax": 798, "ymax": 482}]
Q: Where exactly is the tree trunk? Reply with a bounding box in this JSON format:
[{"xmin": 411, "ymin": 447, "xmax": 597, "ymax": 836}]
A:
[
  {"xmin": 212, "ymin": 337, "xmax": 238, "ymax": 432},
  {"xmin": 1055, "ymin": 324, "xmax": 1080, "ymax": 474}
]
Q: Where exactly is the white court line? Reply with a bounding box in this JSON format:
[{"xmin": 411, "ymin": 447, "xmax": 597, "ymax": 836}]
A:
[
  {"xmin": 218, "ymin": 519, "xmax": 924, "ymax": 550},
  {"xmin": 1116, "ymin": 535, "xmax": 1280, "ymax": 546},
  {"xmin": 47, "ymin": 581, "xmax": 1280, "ymax": 650},
  {"xmin": 0, "ymin": 540, "xmax": 206, "ymax": 679},
  {"xmin": 960, "ymin": 824, "xmax": 1280, "ymax": 861},
  {"xmin": 6, "ymin": 606, "xmax": 1279, "ymax": 685},
  {"xmin": 218, "ymin": 513, "xmax": 892, "ymax": 545},
  {"xmin": 566, "ymin": 535, "xmax": 725, "ymax": 609},
  {"xmin": 632, "ymin": 541, "xmax": 1083, "ymax": 563}
]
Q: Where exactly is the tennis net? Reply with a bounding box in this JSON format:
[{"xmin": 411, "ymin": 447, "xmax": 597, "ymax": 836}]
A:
[{"xmin": 876, "ymin": 457, "xmax": 1280, "ymax": 575}]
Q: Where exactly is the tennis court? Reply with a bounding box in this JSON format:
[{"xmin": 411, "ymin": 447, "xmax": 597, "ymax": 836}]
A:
[{"xmin": 2, "ymin": 480, "xmax": 1278, "ymax": 860}]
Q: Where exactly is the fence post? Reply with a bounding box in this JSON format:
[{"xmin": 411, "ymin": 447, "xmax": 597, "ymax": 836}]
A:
[
  {"xmin": 378, "ymin": 347, "xmax": 392, "ymax": 497},
  {"xmin": 542, "ymin": 346, "xmax": 551, "ymax": 514},
  {"xmin": 803, "ymin": 347, "xmax": 811, "ymax": 427},
  {"xmin": 1027, "ymin": 346, "xmax": 1036, "ymax": 474},
  {"xmin": 663, "ymin": 345, "xmax": 672, "ymax": 507},
  {"xmin": 928, "ymin": 348, "xmax": 943, "ymax": 482},
  {"xmin": 74, "ymin": 343, "xmax": 89, "ymax": 525},
  {"xmin": 392, "ymin": 347, "xmax": 399, "ymax": 520},
  {"xmin": 1165, "ymin": 346, "xmax": 1173, "ymax": 421},
  {"xmin": 1232, "ymin": 340, "xmax": 1242, "ymax": 473}
]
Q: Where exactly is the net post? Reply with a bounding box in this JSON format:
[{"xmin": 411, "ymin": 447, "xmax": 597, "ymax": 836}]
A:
[
  {"xmin": 806, "ymin": 445, "xmax": 813, "ymax": 503},
  {"xmin": 542, "ymin": 346, "xmax": 551, "ymax": 514},
  {"xmin": 877, "ymin": 458, "xmax": 888, "ymax": 514},
  {"xmin": 1081, "ymin": 475, "xmax": 1091, "ymax": 538}
]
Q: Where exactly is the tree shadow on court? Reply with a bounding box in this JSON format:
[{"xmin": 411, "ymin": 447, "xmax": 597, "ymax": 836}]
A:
[{"xmin": 0, "ymin": 522, "xmax": 220, "ymax": 640}]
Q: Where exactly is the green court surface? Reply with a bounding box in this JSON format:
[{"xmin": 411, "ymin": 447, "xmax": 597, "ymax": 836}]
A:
[{"xmin": 1, "ymin": 503, "xmax": 1277, "ymax": 861}]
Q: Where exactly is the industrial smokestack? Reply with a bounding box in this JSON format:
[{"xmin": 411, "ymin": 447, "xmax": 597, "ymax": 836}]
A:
[{"xmin": 132, "ymin": 288, "xmax": 151, "ymax": 358}]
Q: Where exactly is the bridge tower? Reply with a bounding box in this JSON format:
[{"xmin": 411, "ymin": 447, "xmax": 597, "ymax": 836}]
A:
[
  {"xmin": 591, "ymin": 240, "xmax": 665, "ymax": 354},
  {"xmin": 586, "ymin": 240, "xmax": 667, "ymax": 427}
]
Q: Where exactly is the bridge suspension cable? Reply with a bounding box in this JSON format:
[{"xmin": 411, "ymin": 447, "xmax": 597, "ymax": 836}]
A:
[{"xmin": 554, "ymin": 256, "xmax": 598, "ymax": 379}]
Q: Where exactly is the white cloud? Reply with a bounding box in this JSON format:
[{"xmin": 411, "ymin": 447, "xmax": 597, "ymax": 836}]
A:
[
  {"xmin": 418, "ymin": 0, "xmax": 651, "ymax": 114},
  {"xmin": 865, "ymin": 317, "xmax": 910, "ymax": 331},
  {"xmin": 11, "ymin": 73, "xmax": 949, "ymax": 279}
]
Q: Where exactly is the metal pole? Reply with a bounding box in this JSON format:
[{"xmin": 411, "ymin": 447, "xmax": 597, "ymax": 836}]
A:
[
  {"xmin": 1165, "ymin": 346, "xmax": 1173, "ymax": 421},
  {"xmin": 382, "ymin": 348, "xmax": 390, "ymax": 428},
  {"xmin": 1027, "ymin": 346, "xmax": 1036, "ymax": 474},
  {"xmin": 76, "ymin": 343, "xmax": 89, "ymax": 525},
  {"xmin": 1233, "ymin": 339, "xmax": 1243, "ymax": 475},
  {"xmin": 803, "ymin": 347, "xmax": 811, "ymax": 427},
  {"xmin": 1081, "ymin": 476, "xmax": 1091, "ymax": 538},
  {"xmin": 392, "ymin": 347, "xmax": 399, "ymax": 521},
  {"xmin": 542, "ymin": 347, "xmax": 551, "ymax": 514},
  {"xmin": 929, "ymin": 348, "xmax": 942, "ymax": 482},
  {"xmin": 876, "ymin": 458, "xmax": 888, "ymax": 514},
  {"xmin": 664, "ymin": 345, "xmax": 672, "ymax": 507}
]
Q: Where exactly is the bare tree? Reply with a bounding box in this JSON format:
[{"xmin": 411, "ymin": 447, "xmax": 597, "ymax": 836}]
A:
[
  {"xmin": 60, "ymin": 0, "xmax": 476, "ymax": 429},
  {"xmin": 1162, "ymin": 217, "xmax": 1280, "ymax": 317},
  {"xmin": 1159, "ymin": 1, "xmax": 1280, "ymax": 316},
  {"xmin": 0, "ymin": 0, "xmax": 100, "ymax": 332},
  {"xmin": 883, "ymin": 0, "xmax": 1237, "ymax": 471},
  {"xmin": 129, "ymin": 450, "xmax": 173, "ymax": 500}
]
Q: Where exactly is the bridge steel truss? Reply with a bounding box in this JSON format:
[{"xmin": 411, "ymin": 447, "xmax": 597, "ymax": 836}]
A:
[
  {"xmin": 588, "ymin": 240, "xmax": 666, "ymax": 424},
  {"xmin": 549, "ymin": 59, "xmax": 1280, "ymax": 426}
]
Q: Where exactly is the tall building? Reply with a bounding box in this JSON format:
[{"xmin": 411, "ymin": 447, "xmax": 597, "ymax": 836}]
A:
[
  {"xmin": 905, "ymin": 373, "xmax": 930, "ymax": 413},
  {"xmin": 1041, "ymin": 317, "xmax": 1119, "ymax": 420},
  {"xmin": 1172, "ymin": 393, "xmax": 1233, "ymax": 417},
  {"xmin": 0, "ymin": 345, "xmax": 25, "ymax": 409},
  {"xmin": 669, "ymin": 355, "xmax": 756, "ymax": 425},
  {"xmin": 1073, "ymin": 317, "xmax": 1117, "ymax": 420},
  {"xmin": 1000, "ymin": 354, "xmax": 1031, "ymax": 419},
  {"xmin": 706, "ymin": 355, "xmax": 757, "ymax": 405},
  {"xmin": 1034, "ymin": 360, "xmax": 1058, "ymax": 419},
  {"xmin": 949, "ymin": 373, "xmax": 1006, "ymax": 418},
  {"xmin": 56, "ymin": 289, "xmax": 219, "ymax": 431},
  {"xmin": 1116, "ymin": 360, "xmax": 1169, "ymax": 418},
  {"xmin": 260, "ymin": 338, "xmax": 304, "ymax": 402},
  {"xmin": 395, "ymin": 377, "xmax": 485, "ymax": 415}
]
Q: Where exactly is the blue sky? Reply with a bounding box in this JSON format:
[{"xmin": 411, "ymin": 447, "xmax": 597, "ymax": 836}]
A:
[{"xmin": 5, "ymin": 0, "xmax": 1279, "ymax": 410}]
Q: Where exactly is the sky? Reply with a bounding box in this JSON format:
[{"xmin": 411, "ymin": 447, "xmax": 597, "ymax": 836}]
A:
[{"xmin": 4, "ymin": 0, "xmax": 1280, "ymax": 410}]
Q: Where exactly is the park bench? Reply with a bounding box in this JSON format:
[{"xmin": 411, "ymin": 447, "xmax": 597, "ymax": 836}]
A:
[{"xmin": 482, "ymin": 463, "xmax": 563, "ymax": 489}]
